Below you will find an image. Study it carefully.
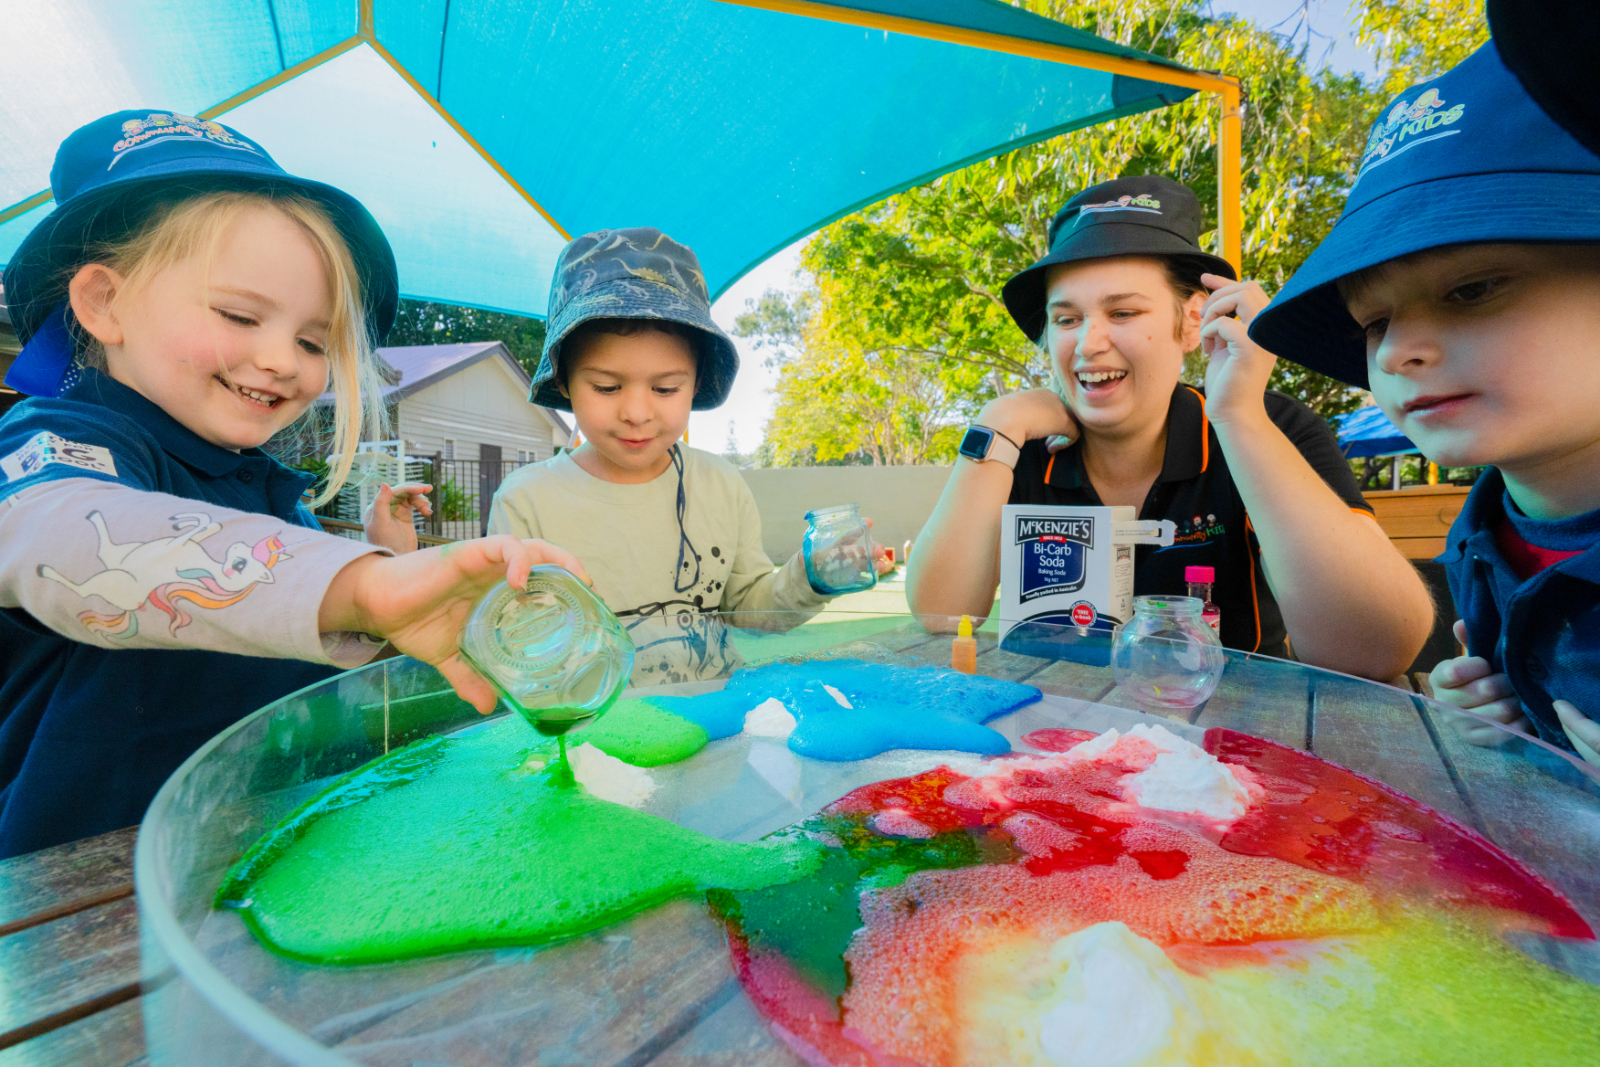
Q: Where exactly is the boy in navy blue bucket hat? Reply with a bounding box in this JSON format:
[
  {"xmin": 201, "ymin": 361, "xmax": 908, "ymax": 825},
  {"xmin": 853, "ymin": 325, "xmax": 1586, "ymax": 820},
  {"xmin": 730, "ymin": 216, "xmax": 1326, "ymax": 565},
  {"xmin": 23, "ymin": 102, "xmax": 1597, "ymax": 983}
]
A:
[
  {"xmin": 489, "ymin": 228, "xmax": 891, "ymax": 684},
  {"xmin": 1251, "ymin": 43, "xmax": 1600, "ymax": 765}
]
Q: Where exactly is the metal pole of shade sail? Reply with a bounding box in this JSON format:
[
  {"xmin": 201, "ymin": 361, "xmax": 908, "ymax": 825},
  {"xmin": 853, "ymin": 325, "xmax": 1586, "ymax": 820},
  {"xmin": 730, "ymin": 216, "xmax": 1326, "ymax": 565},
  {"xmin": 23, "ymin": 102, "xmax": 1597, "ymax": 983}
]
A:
[{"xmin": 716, "ymin": 0, "xmax": 1246, "ymax": 274}]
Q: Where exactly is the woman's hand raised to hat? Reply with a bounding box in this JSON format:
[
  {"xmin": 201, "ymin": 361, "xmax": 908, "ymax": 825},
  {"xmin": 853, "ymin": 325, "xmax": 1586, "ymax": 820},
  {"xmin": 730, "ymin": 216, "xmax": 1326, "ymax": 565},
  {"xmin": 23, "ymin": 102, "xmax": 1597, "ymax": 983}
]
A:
[
  {"xmin": 976, "ymin": 387, "xmax": 1082, "ymax": 453},
  {"xmin": 1198, "ymin": 274, "xmax": 1278, "ymax": 429},
  {"xmin": 318, "ymin": 536, "xmax": 591, "ymax": 713}
]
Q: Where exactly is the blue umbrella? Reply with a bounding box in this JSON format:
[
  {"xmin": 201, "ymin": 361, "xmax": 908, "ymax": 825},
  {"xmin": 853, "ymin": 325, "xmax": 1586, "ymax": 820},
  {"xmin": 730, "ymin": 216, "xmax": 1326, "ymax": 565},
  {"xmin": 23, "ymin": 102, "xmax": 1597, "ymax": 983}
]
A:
[
  {"xmin": 0, "ymin": 0, "xmax": 1240, "ymax": 319},
  {"xmin": 1335, "ymin": 405, "xmax": 1417, "ymax": 459}
]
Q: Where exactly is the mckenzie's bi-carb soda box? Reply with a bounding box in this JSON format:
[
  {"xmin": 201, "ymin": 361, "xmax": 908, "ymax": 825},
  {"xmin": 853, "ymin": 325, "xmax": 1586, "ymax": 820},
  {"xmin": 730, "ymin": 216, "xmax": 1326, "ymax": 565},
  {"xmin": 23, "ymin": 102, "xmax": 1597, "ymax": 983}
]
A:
[{"xmin": 998, "ymin": 505, "xmax": 1174, "ymax": 664}]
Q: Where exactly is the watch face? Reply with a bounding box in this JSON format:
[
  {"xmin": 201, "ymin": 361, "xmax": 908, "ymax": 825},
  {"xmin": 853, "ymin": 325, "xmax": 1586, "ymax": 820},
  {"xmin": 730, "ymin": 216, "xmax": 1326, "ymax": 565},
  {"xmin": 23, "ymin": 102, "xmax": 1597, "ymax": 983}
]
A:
[{"xmin": 959, "ymin": 427, "xmax": 992, "ymax": 461}]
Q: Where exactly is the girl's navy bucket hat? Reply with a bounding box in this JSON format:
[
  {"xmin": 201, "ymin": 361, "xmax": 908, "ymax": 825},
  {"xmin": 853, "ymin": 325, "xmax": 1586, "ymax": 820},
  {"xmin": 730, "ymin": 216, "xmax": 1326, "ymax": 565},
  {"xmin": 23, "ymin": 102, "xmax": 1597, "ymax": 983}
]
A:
[
  {"xmin": 3, "ymin": 110, "xmax": 399, "ymax": 397},
  {"xmin": 1249, "ymin": 41, "xmax": 1600, "ymax": 389}
]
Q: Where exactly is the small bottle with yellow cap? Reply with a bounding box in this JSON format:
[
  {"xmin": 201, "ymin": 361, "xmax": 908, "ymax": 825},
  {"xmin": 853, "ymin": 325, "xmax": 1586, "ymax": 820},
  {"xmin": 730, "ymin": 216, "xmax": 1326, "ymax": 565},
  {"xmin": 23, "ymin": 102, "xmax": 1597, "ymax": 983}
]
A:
[{"xmin": 951, "ymin": 614, "xmax": 977, "ymax": 674}]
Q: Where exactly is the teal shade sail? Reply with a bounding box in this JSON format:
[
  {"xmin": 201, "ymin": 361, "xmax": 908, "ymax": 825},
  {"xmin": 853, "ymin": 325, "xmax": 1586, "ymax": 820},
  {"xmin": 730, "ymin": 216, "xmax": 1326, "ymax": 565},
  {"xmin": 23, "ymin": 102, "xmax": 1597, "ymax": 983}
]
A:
[{"xmin": 0, "ymin": 0, "xmax": 1200, "ymax": 319}]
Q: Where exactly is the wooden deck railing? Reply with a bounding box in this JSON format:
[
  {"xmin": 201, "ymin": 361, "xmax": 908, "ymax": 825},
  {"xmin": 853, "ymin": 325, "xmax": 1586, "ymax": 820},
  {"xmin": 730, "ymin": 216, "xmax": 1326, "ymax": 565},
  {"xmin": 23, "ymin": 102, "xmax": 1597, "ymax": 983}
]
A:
[{"xmin": 1362, "ymin": 485, "xmax": 1470, "ymax": 559}]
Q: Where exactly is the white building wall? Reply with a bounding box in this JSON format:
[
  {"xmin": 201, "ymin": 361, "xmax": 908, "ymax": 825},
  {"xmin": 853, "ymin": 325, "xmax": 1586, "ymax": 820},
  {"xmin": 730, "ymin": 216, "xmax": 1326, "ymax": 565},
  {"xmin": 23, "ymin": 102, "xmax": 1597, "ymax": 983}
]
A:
[{"xmin": 396, "ymin": 354, "xmax": 570, "ymax": 462}]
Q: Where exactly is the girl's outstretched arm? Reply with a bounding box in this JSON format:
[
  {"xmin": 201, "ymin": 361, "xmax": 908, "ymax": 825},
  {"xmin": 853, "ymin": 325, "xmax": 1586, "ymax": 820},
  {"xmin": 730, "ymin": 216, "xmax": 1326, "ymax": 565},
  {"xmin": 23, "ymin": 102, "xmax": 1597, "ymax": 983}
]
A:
[
  {"xmin": 1, "ymin": 478, "xmax": 586, "ymax": 711},
  {"xmin": 319, "ymin": 535, "xmax": 588, "ymax": 712}
]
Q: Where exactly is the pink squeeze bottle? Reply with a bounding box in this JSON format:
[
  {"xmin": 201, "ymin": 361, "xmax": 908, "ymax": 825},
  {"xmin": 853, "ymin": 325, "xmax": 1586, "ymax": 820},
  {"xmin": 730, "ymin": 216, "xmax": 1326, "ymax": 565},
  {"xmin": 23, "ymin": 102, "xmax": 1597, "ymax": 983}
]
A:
[{"xmin": 1185, "ymin": 565, "xmax": 1221, "ymax": 634}]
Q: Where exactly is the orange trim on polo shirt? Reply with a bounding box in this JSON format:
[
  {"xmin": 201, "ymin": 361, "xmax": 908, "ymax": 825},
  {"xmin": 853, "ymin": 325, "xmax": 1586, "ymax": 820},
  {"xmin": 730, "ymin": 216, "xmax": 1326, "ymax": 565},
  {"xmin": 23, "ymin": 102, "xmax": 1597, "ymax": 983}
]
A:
[
  {"xmin": 1181, "ymin": 385, "xmax": 1210, "ymax": 473},
  {"xmin": 1045, "ymin": 452, "xmax": 1056, "ymax": 484},
  {"xmin": 1244, "ymin": 511, "xmax": 1263, "ymax": 654}
]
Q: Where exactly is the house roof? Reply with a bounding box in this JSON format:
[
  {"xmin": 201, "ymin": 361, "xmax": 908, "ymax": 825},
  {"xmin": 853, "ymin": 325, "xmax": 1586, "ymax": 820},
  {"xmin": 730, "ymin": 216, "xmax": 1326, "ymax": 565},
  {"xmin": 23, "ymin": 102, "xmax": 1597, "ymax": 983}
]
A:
[{"xmin": 318, "ymin": 341, "xmax": 569, "ymax": 435}]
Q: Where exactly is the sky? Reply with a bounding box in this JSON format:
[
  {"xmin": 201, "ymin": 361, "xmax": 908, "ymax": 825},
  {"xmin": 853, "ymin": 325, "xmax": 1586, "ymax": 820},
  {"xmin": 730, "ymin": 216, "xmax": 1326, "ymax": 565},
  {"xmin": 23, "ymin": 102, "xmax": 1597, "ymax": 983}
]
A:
[{"xmin": 690, "ymin": 1, "xmax": 1377, "ymax": 455}]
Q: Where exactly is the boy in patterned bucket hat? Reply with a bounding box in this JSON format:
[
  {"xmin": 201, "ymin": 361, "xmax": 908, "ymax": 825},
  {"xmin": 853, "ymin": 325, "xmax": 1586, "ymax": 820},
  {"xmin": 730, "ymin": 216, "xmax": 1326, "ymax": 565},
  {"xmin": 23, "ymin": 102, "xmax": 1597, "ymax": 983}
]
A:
[
  {"xmin": 490, "ymin": 228, "xmax": 891, "ymax": 684},
  {"xmin": 1249, "ymin": 42, "xmax": 1600, "ymax": 765}
]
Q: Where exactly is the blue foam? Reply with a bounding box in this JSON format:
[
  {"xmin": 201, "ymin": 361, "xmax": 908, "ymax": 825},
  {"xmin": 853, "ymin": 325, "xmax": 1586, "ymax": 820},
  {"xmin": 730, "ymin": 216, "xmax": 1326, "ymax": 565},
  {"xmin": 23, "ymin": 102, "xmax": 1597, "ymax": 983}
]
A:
[{"xmin": 722, "ymin": 659, "xmax": 1040, "ymax": 762}]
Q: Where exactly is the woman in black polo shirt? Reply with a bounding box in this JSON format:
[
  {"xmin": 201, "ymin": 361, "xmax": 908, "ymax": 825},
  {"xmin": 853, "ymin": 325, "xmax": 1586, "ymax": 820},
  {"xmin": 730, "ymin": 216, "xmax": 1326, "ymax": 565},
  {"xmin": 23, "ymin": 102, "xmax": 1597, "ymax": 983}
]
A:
[{"xmin": 907, "ymin": 176, "xmax": 1431, "ymax": 678}]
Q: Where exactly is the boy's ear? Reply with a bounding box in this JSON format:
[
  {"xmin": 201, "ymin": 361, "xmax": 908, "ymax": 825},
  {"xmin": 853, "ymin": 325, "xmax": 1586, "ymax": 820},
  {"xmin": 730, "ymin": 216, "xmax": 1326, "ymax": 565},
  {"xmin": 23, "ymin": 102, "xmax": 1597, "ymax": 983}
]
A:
[
  {"xmin": 555, "ymin": 374, "xmax": 571, "ymax": 400},
  {"xmin": 68, "ymin": 263, "xmax": 127, "ymax": 347}
]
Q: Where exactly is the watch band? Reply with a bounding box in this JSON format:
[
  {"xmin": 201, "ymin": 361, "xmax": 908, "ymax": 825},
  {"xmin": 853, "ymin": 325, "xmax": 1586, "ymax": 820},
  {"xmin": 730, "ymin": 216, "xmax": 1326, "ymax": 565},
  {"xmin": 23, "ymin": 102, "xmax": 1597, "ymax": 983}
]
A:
[{"xmin": 961, "ymin": 425, "xmax": 1021, "ymax": 469}]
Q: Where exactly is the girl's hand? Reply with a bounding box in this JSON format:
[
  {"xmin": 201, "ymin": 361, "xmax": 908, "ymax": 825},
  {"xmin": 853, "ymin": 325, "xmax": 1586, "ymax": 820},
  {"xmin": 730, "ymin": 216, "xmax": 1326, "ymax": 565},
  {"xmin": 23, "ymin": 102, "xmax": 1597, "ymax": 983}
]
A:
[
  {"xmin": 319, "ymin": 537, "xmax": 591, "ymax": 713},
  {"xmin": 364, "ymin": 483, "xmax": 434, "ymax": 554},
  {"xmin": 976, "ymin": 388, "xmax": 1081, "ymax": 451},
  {"xmin": 1198, "ymin": 274, "xmax": 1277, "ymax": 427},
  {"xmin": 1428, "ymin": 621, "xmax": 1531, "ymax": 746}
]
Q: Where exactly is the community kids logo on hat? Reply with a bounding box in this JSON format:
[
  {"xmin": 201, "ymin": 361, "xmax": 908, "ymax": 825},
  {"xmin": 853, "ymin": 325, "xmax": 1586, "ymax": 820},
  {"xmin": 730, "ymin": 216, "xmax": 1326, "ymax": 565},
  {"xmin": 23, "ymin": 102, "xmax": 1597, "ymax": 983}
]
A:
[
  {"xmin": 109, "ymin": 113, "xmax": 261, "ymax": 169},
  {"xmin": 1076, "ymin": 193, "xmax": 1163, "ymax": 219},
  {"xmin": 1358, "ymin": 89, "xmax": 1466, "ymax": 176}
]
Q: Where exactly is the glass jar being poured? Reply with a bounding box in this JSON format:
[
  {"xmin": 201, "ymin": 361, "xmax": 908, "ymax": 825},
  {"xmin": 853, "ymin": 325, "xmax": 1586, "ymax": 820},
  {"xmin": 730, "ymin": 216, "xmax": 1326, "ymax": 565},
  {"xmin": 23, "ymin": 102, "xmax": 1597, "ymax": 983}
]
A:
[{"xmin": 458, "ymin": 566, "xmax": 634, "ymax": 744}]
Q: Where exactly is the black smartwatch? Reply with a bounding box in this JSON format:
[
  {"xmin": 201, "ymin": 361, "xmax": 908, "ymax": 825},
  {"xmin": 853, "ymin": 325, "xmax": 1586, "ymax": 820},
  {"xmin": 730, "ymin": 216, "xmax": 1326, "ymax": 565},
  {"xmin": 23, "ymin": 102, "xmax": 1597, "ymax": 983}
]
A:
[{"xmin": 958, "ymin": 425, "xmax": 1020, "ymax": 469}]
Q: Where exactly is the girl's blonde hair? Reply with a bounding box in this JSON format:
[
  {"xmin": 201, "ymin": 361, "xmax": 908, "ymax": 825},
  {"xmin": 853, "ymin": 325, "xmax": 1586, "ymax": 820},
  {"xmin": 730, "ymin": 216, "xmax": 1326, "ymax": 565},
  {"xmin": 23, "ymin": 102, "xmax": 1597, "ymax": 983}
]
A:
[{"xmin": 74, "ymin": 186, "xmax": 386, "ymax": 506}]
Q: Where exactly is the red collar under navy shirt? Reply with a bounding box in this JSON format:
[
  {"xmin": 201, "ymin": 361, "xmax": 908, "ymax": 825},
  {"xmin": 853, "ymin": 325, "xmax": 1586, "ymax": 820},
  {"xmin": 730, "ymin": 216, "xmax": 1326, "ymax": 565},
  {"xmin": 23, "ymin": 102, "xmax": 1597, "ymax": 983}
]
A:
[
  {"xmin": 1492, "ymin": 492, "xmax": 1594, "ymax": 580},
  {"xmin": 1007, "ymin": 383, "xmax": 1374, "ymax": 658}
]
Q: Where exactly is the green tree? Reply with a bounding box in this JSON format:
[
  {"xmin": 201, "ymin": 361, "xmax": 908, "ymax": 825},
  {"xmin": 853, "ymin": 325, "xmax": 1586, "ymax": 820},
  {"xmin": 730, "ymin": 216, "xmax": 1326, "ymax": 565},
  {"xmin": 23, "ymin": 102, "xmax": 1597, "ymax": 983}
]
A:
[
  {"xmin": 745, "ymin": 0, "xmax": 1488, "ymax": 465},
  {"xmin": 385, "ymin": 299, "xmax": 548, "ymax": 379},
  {"xmin": 1354, "ymin": 0, "xmax": 1490, "ymax": 96}
]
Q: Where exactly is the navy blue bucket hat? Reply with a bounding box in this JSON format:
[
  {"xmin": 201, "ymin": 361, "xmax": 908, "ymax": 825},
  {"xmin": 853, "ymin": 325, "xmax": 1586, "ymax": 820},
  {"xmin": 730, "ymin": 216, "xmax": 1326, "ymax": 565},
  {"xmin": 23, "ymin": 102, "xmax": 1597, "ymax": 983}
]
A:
[
  {"xmin": 3, "ymin": 110, "xmax": 399, "ymax": 397},
  {"xmin": 1249, "ymin": 42, "xmax": 1600, "ymax": 389},
  {"xmin": 1001, "ymin": 175, "xmax": 1236, "ymax": 342},
  {"xmin": 530, "ymin": 227, "xmax": 739, "ymax": 411}
]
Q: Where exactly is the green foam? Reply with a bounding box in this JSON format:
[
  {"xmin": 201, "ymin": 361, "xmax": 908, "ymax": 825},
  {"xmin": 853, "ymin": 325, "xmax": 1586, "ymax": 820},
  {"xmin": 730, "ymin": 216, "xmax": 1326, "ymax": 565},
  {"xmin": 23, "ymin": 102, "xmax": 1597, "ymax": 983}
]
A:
[
  {"xmin": 217, "ymin": 717, "xmax": 820, "ymax": 965},
  {"xmin": 570, "ymin": 698, "xmax": 709, "ymax": 766}
]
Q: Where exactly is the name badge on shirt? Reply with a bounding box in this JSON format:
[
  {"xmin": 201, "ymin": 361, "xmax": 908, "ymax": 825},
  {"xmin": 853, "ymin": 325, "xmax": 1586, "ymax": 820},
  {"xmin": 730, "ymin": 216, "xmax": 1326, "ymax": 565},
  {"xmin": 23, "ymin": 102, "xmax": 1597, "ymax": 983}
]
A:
[{"xmin": 1, "ymin": 431, "xmax": 118, "ymax": 481}]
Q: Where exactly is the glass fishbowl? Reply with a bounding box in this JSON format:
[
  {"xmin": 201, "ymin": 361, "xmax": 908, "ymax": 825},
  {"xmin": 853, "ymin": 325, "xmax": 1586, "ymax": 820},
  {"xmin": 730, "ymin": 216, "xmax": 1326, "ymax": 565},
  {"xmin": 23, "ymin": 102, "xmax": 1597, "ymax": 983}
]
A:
[{"xmin": 134, "ymin": 611, "xmax": 1600, "ymax": 1066}]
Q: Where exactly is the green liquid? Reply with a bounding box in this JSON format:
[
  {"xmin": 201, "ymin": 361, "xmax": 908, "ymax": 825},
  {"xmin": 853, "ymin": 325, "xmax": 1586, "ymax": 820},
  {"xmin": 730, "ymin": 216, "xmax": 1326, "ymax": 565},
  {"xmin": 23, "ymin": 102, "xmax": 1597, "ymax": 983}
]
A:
[
  {"xmin": 530, "ymin": 705, "xmax": 598, "ymax": 736},
  {"xmin": 216, "ymin": 717, "xmax": 820, "ymax": 965}
]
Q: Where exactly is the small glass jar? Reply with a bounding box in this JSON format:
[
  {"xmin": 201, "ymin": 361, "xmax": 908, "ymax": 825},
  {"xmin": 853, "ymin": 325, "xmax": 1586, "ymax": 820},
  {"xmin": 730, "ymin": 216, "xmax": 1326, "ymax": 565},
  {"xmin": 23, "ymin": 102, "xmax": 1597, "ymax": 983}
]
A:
[
  {"xmin": 1110, "ymin": 596, "xmax": 1226, "ymax": 711},
  {"xmin": 803, "ymin": 504, "xmax": 877, "ymax": 596},
  {"xmin": 458, "ymin": 565, "xmax": 634, "ymax": 734}
]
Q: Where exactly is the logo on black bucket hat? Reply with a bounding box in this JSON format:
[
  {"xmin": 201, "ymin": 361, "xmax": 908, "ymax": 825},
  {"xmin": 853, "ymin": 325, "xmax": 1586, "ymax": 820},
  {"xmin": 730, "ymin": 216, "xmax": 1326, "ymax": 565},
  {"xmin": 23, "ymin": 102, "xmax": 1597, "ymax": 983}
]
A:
[
  {"xmin": 1001, "ymin": 175, "xmax": 1235, "ymax": 343},
  {"xmin": 1250, "ymin": 41, "xmax": 1600, "ymax": 389}
]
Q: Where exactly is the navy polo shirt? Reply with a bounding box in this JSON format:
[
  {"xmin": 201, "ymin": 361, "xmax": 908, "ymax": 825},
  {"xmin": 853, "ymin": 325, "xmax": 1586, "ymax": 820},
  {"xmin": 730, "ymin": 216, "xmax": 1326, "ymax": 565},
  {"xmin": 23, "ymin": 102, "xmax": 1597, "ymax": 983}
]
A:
[
  {"xmin": 0, "ymin": 369, "xmax": 338, "ymax": 858},
  {"xmin": 1009, "ymin": 384, "xmax": 1373, "ymax": 657},
  {"xmin": 1441, "ymin": 469, "xmax": 1600, "ymax": 755}
]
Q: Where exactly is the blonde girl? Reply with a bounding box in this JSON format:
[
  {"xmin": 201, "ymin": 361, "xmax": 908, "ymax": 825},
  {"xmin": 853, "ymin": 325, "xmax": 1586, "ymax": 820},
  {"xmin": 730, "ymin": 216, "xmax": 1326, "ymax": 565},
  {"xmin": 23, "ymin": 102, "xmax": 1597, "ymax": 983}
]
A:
[{"xmin": 0, "ymin": 111, "xmax": 582, "ymax": 857}]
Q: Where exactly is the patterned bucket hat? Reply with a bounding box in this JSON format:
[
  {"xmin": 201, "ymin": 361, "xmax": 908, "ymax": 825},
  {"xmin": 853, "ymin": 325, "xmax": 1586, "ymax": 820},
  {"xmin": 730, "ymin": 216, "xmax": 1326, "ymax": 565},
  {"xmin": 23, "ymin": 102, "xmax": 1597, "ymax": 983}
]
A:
[{"xmin": 530, "ymin": 228, "xmax": 739, "ymax": 411}]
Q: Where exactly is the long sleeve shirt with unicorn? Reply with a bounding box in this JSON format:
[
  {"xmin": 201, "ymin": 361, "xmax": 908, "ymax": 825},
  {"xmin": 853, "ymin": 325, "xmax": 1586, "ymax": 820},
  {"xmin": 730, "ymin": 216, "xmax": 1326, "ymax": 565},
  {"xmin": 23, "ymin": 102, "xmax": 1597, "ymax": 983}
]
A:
[{"xmin": 0, "ymin": 369, "xmax": 388, "ymax": 857}]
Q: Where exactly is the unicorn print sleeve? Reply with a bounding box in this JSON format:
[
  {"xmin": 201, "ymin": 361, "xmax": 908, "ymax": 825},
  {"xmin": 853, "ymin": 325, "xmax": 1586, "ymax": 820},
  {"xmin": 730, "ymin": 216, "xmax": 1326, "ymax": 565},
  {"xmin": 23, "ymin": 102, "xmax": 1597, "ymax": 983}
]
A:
[
  {"xmin": 0, "ymin": 478, "xmax": 387, "ymax": 667},
  {"xmin": 0, "ymin": 382, "xmax": 397, "ymax": 668}
]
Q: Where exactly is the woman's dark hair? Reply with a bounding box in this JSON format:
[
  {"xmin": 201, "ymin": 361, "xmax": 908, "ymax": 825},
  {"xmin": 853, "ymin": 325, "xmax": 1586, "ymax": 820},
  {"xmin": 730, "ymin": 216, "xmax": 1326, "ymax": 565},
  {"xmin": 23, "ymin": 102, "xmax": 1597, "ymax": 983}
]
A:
[{"xmin": 559, "ymin": 317, "xmax": 703, "ymax": 381}]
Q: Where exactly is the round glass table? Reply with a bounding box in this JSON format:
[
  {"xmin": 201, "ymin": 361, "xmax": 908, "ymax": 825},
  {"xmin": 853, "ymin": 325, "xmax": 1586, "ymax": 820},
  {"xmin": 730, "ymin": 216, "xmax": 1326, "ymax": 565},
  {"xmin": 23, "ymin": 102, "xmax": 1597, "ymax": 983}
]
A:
[{"xmin": 133, "ymin": 611, "xmax": 1600, "ymax": 1066}]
